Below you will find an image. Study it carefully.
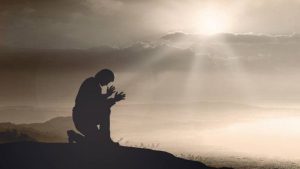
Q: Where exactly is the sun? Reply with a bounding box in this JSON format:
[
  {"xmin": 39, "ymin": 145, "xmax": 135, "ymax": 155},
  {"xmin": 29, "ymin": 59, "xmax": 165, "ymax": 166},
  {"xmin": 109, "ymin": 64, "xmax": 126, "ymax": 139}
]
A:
[{"xmin": 198, "ymin": 8, "xmax": 230, "ymax": 35}]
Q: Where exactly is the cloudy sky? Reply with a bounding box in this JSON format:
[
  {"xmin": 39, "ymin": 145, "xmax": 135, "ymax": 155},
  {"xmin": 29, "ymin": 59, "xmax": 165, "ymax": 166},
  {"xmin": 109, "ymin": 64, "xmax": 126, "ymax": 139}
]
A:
[
  {"xmin": 1, "ymin": 0, "xmax": 300, "ymax": 160},
  {"xmin": 2, "ymin": 0, "xmax": 300, "ymax": 48}
]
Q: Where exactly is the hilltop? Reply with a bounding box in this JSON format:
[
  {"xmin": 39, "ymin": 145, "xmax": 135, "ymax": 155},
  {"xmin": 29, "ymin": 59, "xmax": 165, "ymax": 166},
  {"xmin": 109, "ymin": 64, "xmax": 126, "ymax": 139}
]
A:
[{"xmin": 0, "ymin": 142, "xmax": 231, "ymax": 169}]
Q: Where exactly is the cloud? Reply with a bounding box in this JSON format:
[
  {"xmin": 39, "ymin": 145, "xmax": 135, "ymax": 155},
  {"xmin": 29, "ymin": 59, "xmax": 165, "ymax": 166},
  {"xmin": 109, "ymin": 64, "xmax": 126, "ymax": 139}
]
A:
[
  {"xmin": 0, "ymin": 0, "xmax": 132, "ymax": 48},
  {"xmin": 2, "ymin": 0, "xmax": 300, "ymax": 48},
  {"xmin": 2, "ymin": 32, "xmax": 300, "ymax": 76},
  {"xmin": 0, "ymin": 0, "xmax": 90, "ymax": 21},
  {"xmin": 161, "ymin": 32, "xmax": 300, "ymax": 44},
  {"xmin": 0, "ymin": 43, "xmax": 195, "ymax": 73}
]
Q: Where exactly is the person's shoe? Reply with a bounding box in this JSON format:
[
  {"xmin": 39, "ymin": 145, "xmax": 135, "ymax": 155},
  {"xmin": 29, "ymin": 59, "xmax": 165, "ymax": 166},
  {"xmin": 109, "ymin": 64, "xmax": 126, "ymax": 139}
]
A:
[
  {"xmin": 68, "ymin": 130, "xmax": 85, "ymax": 143},
  {"xmin": 67, "ymin": 130, "xmax": 76, "ymax": 143}
]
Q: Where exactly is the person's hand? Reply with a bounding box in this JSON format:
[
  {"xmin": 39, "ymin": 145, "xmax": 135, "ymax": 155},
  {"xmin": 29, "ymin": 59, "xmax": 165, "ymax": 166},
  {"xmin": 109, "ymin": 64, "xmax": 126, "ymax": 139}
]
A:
[
  {"xmin": 114, "ymin": 91, "xmax": 126, "ymax": 102},
  {"xmin": 106, "ymin": 86, "xmax": 115, "ymax": 96}
]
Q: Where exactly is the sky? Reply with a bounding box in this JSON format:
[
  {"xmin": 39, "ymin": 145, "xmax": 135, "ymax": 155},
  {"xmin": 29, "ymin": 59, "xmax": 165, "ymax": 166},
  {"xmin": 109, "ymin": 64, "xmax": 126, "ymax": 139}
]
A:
[
  {"xmin": 2, "ymin": 0, "xmax": 300, "ymax": 48},
  {"xmin": 1, "ymin": 0, "xmax": 300, "ymax": 161}
]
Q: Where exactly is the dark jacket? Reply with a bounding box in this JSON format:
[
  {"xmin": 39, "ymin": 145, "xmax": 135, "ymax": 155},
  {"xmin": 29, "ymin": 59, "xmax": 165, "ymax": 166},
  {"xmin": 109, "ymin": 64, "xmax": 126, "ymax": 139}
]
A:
[{"xmin": 73, "ymin": 77, "xmax": 115, "ymax": 125}]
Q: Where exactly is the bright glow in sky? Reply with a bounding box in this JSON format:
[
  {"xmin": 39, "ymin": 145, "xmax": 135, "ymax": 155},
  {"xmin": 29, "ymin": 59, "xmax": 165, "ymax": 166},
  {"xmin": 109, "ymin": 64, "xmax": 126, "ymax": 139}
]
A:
[{"xmin": 198, "ymin": 8, "xmax": 231, "ymax": 34}]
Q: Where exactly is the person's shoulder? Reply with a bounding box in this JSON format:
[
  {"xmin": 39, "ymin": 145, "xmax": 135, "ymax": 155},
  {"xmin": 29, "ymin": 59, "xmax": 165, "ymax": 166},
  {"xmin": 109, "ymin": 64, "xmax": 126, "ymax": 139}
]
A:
[
  {"xmin": 82, "ymin": 77, "xmax": 96, "ymax": 85},
  {"xmin": 85, "ymin": 77, "xmax": 95, "ymax": 82}
]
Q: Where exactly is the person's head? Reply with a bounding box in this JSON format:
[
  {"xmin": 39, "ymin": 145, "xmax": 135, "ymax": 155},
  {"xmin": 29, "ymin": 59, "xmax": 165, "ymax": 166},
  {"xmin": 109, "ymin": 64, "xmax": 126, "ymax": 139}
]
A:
[{"xmin": 95, "ymin": 69, "xmax": 114, "ymax": 86}]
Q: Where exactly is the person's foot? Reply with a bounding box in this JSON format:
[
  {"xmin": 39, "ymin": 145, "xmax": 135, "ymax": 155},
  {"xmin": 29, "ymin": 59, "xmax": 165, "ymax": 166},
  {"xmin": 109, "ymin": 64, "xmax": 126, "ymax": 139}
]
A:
[
  {"xmin": 67, "ymin": 130, "xmax": 85, "ymax": 143},
  {"xmin": 67, "ymin": 130, "xmax": 76, "ymax": 143}
]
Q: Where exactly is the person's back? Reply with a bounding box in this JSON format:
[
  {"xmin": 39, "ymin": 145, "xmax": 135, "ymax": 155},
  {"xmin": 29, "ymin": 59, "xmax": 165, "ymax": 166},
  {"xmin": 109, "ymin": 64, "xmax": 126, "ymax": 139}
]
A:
[{"xmin": 74, "ymin": 77, "xmax": 99, "ymax": 112}]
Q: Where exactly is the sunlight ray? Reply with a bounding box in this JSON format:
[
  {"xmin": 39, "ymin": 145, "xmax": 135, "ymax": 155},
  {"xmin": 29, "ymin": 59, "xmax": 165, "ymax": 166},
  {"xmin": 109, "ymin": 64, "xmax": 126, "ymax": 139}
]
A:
[
  {"xmin": 117, "ymin": 45, "xmax": 184, "ymax": 103},
  {"xmin": 215, "ymin": 37, "xmax": 259, "ymax": 103}
]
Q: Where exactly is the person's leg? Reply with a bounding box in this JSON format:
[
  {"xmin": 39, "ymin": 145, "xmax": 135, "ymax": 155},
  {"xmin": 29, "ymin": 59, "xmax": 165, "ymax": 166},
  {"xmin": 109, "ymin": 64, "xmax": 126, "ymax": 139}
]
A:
[
  {"xmin": 100, "ymin": 110, "xmax": 111, "ymax": 142},
  {"xmin": 74, "ymin": 118, "xmax": 101, "ymax": 142},
  {"xmin": 79, "ymin": 123, "xmax": 101, "ymax": 142},
  {"xmin": 73, "ymin": 110, "xmax": 102, "ymax": 142}
]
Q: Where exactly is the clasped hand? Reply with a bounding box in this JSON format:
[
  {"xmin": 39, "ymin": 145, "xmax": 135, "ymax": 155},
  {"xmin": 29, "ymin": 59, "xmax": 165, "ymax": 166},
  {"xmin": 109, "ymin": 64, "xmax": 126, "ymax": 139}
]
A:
[
  {"xmin": 106, "ymin": 86, "xmax": 115, "ymax": 96},
  {"xmin": 106, "ymin": 85, "xmax": 126, "ymax": 102}
]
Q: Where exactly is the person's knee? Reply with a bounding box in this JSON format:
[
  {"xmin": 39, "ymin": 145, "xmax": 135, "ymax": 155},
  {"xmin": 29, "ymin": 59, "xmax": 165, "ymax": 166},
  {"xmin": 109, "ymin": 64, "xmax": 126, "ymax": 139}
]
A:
[{"xmin": 74, "ymin": 121, "xmax": 98, "ymax": 136}]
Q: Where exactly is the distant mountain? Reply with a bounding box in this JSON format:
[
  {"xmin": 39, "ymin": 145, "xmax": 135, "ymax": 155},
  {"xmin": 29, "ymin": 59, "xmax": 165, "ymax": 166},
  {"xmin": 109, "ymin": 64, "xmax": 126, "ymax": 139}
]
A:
[{"xmin": 0, "ymin": 116, "xmax": 74, "ymax": 143}]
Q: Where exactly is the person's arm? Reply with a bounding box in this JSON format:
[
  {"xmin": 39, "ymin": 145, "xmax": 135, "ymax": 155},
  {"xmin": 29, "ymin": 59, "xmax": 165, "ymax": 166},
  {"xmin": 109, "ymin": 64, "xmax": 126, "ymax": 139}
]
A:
[
  {"xmin": 114, "ymin": 91, "xmax": 126, "ymax": 103},
  {"xmin": 106, "ymin": 98, "xmax": 116, "ymax": 107},
  {"xmin": 106, "ymin": 91, "xmax": 126, "ymax": 107}
]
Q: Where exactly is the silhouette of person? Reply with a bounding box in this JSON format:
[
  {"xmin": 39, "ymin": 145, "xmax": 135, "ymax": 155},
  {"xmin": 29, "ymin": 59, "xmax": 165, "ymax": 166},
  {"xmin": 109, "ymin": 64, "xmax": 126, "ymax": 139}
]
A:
[{"xmin": 68, "ymin": 69, "xmax": 125, "ymax": 144}]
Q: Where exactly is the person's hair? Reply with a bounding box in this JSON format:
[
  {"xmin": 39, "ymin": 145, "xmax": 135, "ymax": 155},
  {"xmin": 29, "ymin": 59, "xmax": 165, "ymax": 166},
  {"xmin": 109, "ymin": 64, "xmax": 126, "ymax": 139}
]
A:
[{"xmin": 95, "ymin": 69, "xmax": 115, "ymax": 82}]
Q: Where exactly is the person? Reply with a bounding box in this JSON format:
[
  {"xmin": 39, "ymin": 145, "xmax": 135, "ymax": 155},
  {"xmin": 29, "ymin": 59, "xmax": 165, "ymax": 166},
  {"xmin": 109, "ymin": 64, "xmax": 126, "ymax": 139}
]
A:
[{"xmin": 67, "ymin": 69, "xmax": 125, "ymax": 144}]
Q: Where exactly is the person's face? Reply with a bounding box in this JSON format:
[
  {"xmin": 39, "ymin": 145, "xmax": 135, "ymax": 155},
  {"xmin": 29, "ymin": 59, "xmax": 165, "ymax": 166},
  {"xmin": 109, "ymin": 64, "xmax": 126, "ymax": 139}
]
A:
[{"xmin": 99, "ymin": 79, "xmax": 113, "ymax": 86}]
